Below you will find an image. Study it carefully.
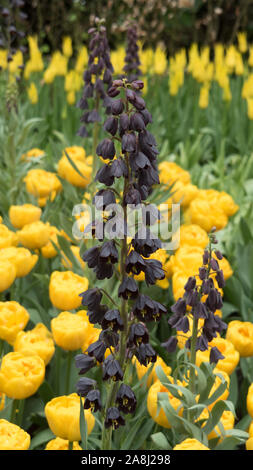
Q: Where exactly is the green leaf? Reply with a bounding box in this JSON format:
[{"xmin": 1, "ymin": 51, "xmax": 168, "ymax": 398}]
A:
[
  {"xmin": 79, "ymin": 396, "xmax": 87, "ymax": 450},
  {"xmin": 38, "ymin": 381, "xmax": 55, "ymax": 404},
  {"xmin": 151, "ymin": 432, "xmax": 171, "ymax": 450},
  {"xmin": 30, "ymin": 428, "xmax": 55, "ymax": 450},
  {"xmin": 121, "ymin": 416, "xmax": 146, "ymax": 449}
]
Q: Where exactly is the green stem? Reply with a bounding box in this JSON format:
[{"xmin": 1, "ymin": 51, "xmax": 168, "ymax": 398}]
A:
[
  {"xmin": 101, "ymin": 145, "xmax": 130, "ymax": 450},
  {"xmin": 69, "ymin": 440, "xmax": 74, "ymax": 450},
  {"xmin": 91, "ymin": 92, "xmax": 100, "ymax": 184},
  {"xmin": 16, "ymin": 399, "xmax": 25, "ymax": 427},
  {"xmin": 10, "ymin": 399, "xmax": 20, "ymax": 424},
  {"xmin": 0, "ymin": 339, "xmax": 3, "ymax": 358},
  {"xmin": 65, "ymin": 350, "xmax": 73, "ymax": 395},
  {"xmin": 55, "ymin": 346, "xmax": 61, "ymax": 396}
]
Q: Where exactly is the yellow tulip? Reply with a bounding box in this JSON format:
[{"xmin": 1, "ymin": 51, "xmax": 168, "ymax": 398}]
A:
[
  {"xmin": 0, "ymin": 247, "xmax": 38, "ymax": 277},
  {"xmin": 51, "ymin": 311, "xmax": 87, "ymax": 351},
  {"xmin": 0, "ymin": 419, "xmax": 30, "ymax": 450},
  {"xmin": 27, "ymin": 82, "xmax": 38, "ymax": 104},
  {"xmin": 0, "ymin": 352, "xmax": 45, "ymax": 399},
  {"xmin": 147, "ymin": 378, "xmax": 183, "ymax": 428},
  {"xmin": 0, "ymin": 260, "xmax": 16, "ymax": 292},
  {"xmin": 45, "ymin": 393, "xmax": 95, "ymax": 441},
  {"xmin": 134, "ymin": 356, "xmax": 172, "ymax": 388},
  {"xmin": 45, "ymin": 437, "xmax": 82, "ymax": 450},
  {"xmin": 226, "ymin": 321, "xmax": 253, "ymax": 357},
  {"xmin": 173, "ymin": 438, "xmax": 209, "ymax": 450},
  {"xmin": 24, "ymin": 168, "xmax": 62, "ymax": 199},
  {"xmin": 9, "ymin": 203, "xmax": 42, "ymax": 229},
  {"xmin": 0, "ymin": 301, "xmax": 29, "ymax": 345},
  {"xmin": 21, "ymin": 148, "xmax": 45, "ymax": 161},
  {"xmin": 196, "ymin": 337, "xmax": 240, "ymax": 376},
  {"xmin": 0, "ymin": 224, "xmax": 18, "ymax": 249},
  {"xmin": 17, "ymin": 221, "xmax": 51, "ymax": 250},
  {"xmin": 49, "ymin": 271, "xmax": 89, "ymax": 311},
  {"xmin": 247, "ymin": 383, "xmax": 253, "ymax": 419},
  {"xmin": 14, "ymin": 323, "xmax": 55, "ymax": 365}
]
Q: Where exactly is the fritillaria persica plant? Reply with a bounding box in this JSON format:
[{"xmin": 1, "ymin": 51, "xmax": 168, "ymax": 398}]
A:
[{"xmin": 75, "ymin": 77, "xmax": 168, "ymax": 449}]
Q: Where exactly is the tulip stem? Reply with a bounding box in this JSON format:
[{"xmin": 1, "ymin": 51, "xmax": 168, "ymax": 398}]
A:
[
  {"xmin": 69, "ymin": 441, "xmax": 73, "ymax": 450},
  {"xmin": 0, "ymin": 339, "xmax": 3, "ymax": 358},
  {"xmin": 65, "ymin": 350, "xmax": 73, "ymax": 395},
  {"xmin": 10, "ymin": 399, "xmax": 20, "ymax": 424}
]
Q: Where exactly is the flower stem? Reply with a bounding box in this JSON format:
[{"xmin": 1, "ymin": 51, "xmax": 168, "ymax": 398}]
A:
[
  {"xmin": 69, "ymin": 441, "xmax": 73, "ymax": 450},
  {"xmin": 101, "ymin": 146, "xmax": 129, "ymax": 450},
  {"xmin": 65, "ymin": 350, "xmax": 73, "ymax": 395},
  {"xmin": 10, "ymin": 399, "xmax": 20, "ymax": 424}
]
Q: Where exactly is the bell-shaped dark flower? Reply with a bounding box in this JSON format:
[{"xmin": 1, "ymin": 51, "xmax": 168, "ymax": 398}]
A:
[
  {"xmin": 210, "ymin": 258, "xmax": 220, "ymax": 271},
  {"xmin": 125, "ymin": 250, "xmax": 146, "ymax": 275},
  {"xmin": 93, "ymin": 260, "xmax": 114, "ymax": 280},
  {"xmin": 184, "ymin": 276, "xmax": 197, "ymax": 292},
  {"xmin": 135, "ymin": 342, "xmax": 157, "ymax": 366},
  {"xmin": 102, "ymin": 355, "xmax": 123, "ymax": 381},
  {"xmin": 122, "ymin": 133, "xmax": 137, "ymax": 154},
  {"xmin": 111, "ymin": 98, "xmax": 124, "ymax": 115},
  {"xmin": 119, "ymin": 113, "xmax": 130, "ymax": 134},
  {"xmin": 110, "ymin": 158, "xmax": 128, "ymax": 178},
  {"xmin": 202, "ymin": 278, "xmax": 214, "ymax": 295},
  {"xmin": 75, "ymin": 353, "xmax": 96, "ymax": 375},
  {"xmin": 87, "ymin": 339, "xmax": 107, "ymax": 362},
  {"xmin": 105, "ymin": 407, "xmax": 125, "ymax": 429},
  {"xmin": 194, "ymin": 301, "xmax": 209, "ymax": 319},
  {"xmin": 83, "ymin": 389, "xmax": 102, "ymax": 412},
  {"xmin": 129, "ymin": 151, "xmax": 150, "ymax": 171},
  {"xmin": 199, "ymin": 267, "xmax": 207, "ymax": 280},
  {"xmin": 144, "ymin": 259, "xmax": 165, "ymax": 286},
  {"xmin": 87, "ymin": 303, "xmax": 108, "ymax": 325},
  {"xmin": 203, "ymin": 250, "xmax": 209, "ymax": 265},
  {"xmin": 206, "ymin": 288, "xmax": 223, "ymax": 312},
  {"xmin": 132, "ymin": 294, "xmax": 156, "ymax": 322},
  {"xmin": 81, "ymin": 246, "xmax": 100, "ymax": 268},
  {"xmin": 118, "ymin": 276, "xmax": 139, "ymax": 300},
  {"xmin": 151, "ymin": 300, "xmax": 167, "ymax": 321},
  {"xmin": 215, "ymin": 270, "xmax": 225, "ymax": 289},
  {"xmin": 185, "ymin": 289, "xmax": 199, "ymax": 308},
  {"xmin": 162, "ymin": 336, "xmax": 178, "ymax": 353},
  {"xmin": 79, "ymin": 287, "xmax": 102, "ymax": 310},
  {"xmin": 103, "ymin": 116, "xmax": 118, "ymax": 135},
  {"xmin": 96, "ymin": 138, "xmax": 115, "ymax": 160},
  {"xmin": 131, "ymin": 228, "xmax": 161, "ymax": 257},
  {"xmin": 130, "ymin": 112, "xmax": 145, "ymax": 131},
  {"xmin": 171, "ymin": 298, "xmax": 187, "ymax": 316},
  {"xmin": 173, "ymin": 315, "xmax": 189, "ymax": 333},
  {"xmin": 123, "ymin": 187, "xmax": 142, "ymax": 205},
  {"xmin": 95, "ymin": 164, "xmax": 114, "ymax": 186},
  {"xmin": 93, "ymin": 189, "xmax": 116, "ymax": 210},
  {"xmin": 214, "ymin": 250, "xmax": 223, "ymax": 260},
  {"xmin": 116, "ymin": 384, "xmax": 137, "ymax": 414},
  {"xmin": 140, "ymin": 108, "xmax": 152, "ymax": 125},
  {"xmin": 99, "ymin": 240, "xmax": 118, "ymax": 264},
  {"xmin": 210, "ymin": 346, "xmax": 224, "ymax": 364},
  {"xmin": 196, "ymin": 335, "xmax": 209, "ymax": 352},
  {"xmin": 101, "ymin": 309, "xmax": 124, "ymax": 332},
  {"xmin": 128, "ymin": 323, "xmax": 149, "ymax": 347},
  {"xmin": 99, "ymin": 329, "xmax": 119, "ymax": 348},
  {"xmin": 76, "ymin": 377, "xmax": 97, "ymax": 396}
]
